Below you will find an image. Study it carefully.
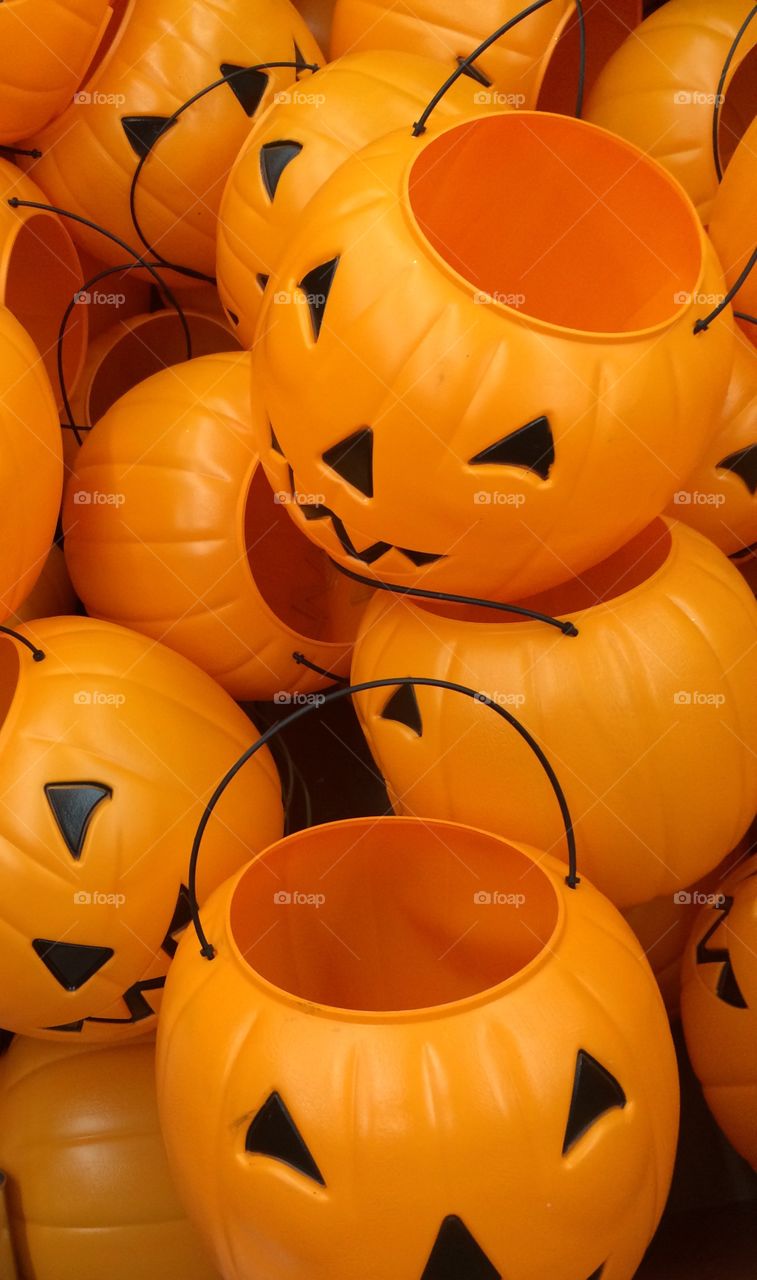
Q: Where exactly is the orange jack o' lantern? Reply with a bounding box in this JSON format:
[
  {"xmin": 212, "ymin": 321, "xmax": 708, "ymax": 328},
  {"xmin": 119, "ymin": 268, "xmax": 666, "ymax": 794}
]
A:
[
  {"xmin": 63, "ymin": 351, "xmax": 372, "ymax": 698},
  {"xmin": 0, "ymin": 0, "xmax": 112, "ymax": 144},
  {"xmin": 709, "ymin": 116, "xmax": 757, "ymax": 347},
  {"xmin": 331, "ymin": 1, "xmax": 642, "ymax": 112},
  {"xmin": 0, "ymin": 616, "xmax": 282, "ymax": 1041},
  {"xmin": 665, "ymin": 334, "xmax": 756, "ymax": 555},
  {"xmin": 158, "ymin": 802, "xmax": 679, "ymax": 1280},
  {"xmin": 252, "ymin": 109, "xmax": 734, "ymax": 598},
  {"xmin": 351, "ymin": 519, "xmax": 757, "ymax": 907},
  {"xmin": 0, "ymin": 306, "xmax": 63, "ymax": 620},
  {"xmin": 0, "ymin": 1034, "xmax": 220, "ymax": 1279},
  {"xmin": 681, "ymin": 854, "xmax": 757, "ymax": 1169},
  {"xmin": 217, "ymin": 50, "xmax": 492, "ymax": 345},
  {"xmin": 25, "ymin": 0, "xmax": 322, "ymax": 281},
  {"xmin": 586, "ymin": 0, "xmax": 757, "ymax": 223}
]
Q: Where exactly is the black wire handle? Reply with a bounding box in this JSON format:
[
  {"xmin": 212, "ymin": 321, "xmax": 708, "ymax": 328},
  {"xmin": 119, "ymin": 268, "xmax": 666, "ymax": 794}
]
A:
[
  {"xmin": 712, "ymin": 4, "xmax": 757, "ymax": 183},
  {"xmin": 188, "ymin": 675, "xmax": 579, "ymax": 960},
  {"xmin": 694, "ymin": 247, "xmax": 757, "ymax": 333},
  {"xmin": 293, "ymin": 652, "xmax": 350, "ymax": 683},
  {"xmin": 0, "ymin": 626, "xmax": 45, "ymax": 661},
  {"xmin": 6, "ymin": 198, "xmax": 193, "ymax": 363},
  {"xmin": 412, "ymin": 0, "xmax": 586, "ymax": 136},
  {"xmin": 57, "ymin": 259, "xmax": 193, "ymax": 442},
  {"xmin": 331, "ymin": 560, "xmax": 579, "ymax": 636},
  {"xmin": 128, "ymin": 58, "xmax": 319, "ymax": 283}
]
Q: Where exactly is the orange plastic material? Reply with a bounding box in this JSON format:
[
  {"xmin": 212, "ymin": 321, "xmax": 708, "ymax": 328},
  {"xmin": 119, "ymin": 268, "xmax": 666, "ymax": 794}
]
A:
[
  {"xmin": 252, "ymin": 110, "xmax": 734, "ymax": 598},
  {"xmin": 0, "ymin": 616, "xmax": 283, "ymax": 1041},
  {"xmin": 0, "ymin": 1036, "xmax": 220, "ymax": 1279},
  {"xmin": 681, "ymin": 854, "xmax": 757, "ymax": 1170},
  {"xmin": 9, "ymin": 546, "xmax": 78, "ymax": 624},
  {"xmin": 63, "ymin": 352, "xmax": 372, "ymax": 698},
  {"xmin": 331, "ymin": 1, "xmax": 641, "ymax": 110},
  {"xmin": 0, "ymin": 307, "xmax": 62, "ymax": 619},
  {"xmin": 665, "ymin": 334, "xmax": 756, "ymax": 555},
  {"xmin": 586, "ymin": 0, "xmax": 757, "ymax": 224},
  {"xmin": 218, "ymin": 51, "xmax": 495, "ymax": 345},
  {"xmin": 75, "ymin": 250, "xmax": 153, "ymax": 345},
  {"xmin": 0, "ymin": 0, "xmax": 112, "ymax": 144},
  {"xmin": 62, "ymin": 307, "xmax": 241, "ymax": 472},
  {"xmin": 295, "ymin": 0, "xmax": 337, "ymax": 50},
  {"xmin": 0, "ymin": 159, "xmax": 86, "ymax": 405},
  {"xmin": 738, "ymin": 552, "xmax": 757, "ymax": 594},
  {"xmin": 24, "ymin": 0, "xmax": 322, "ymax": 281},
  {"xmin": 158, "ymin": 816, "xmax": 679, "ymax": 1280},
  {"xmin": 709, "ymin": 116, "xmax": 757, "ymax": 347},
  {"xmin": 0, "ymin": 1172, "xmax": 17, "ymax": 1280},
  {"xmin": 351, "ymin": 519, "xmax": 757, "ymax": 908}
]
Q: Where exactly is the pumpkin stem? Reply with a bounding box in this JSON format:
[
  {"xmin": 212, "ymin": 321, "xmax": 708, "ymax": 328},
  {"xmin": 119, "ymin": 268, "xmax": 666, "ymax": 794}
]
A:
[
  {"xmin": 412, "ymin": 0, "xmax": 586, "ymax": 137},
  {"xmin": 187, "ymin": 676, "xmax": 579, "ymax": 960},
  {"xmin": 127, "ymin": 59, "xmax": 319, "ymax": 282}
]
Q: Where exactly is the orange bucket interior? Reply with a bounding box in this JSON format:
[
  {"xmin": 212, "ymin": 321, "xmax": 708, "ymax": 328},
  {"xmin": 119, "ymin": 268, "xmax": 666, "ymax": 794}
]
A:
[
  {"xmin": 245, "ymin": 467, "xmax": 370, "ymax": 643},
  {"xmin": 718, "ymin": 44, "xmax": 757, "ymax": 173},
  {"xmin": 230, "ymin": 818, "xmax": 559, "ymax": 1012},
  {"xmin": 409, "ymin": 113, "xmax": 701, "ymax": 333}
]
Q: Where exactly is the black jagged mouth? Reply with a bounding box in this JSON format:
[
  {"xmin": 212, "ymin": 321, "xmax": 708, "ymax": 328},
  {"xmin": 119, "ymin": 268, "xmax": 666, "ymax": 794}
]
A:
[{"xmin": 294, "ymin": 499, "xmax": 446, "ymax": 570}]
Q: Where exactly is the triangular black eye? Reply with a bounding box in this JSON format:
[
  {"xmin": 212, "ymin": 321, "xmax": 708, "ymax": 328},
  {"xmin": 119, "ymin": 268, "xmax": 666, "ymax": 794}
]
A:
[
  {"xmin": 380, "ymin": 684, "xmax": 423, "ymax": 737},
  {"xmin": 260, "ymin": 140, "xmax": 303, "ymax": 200},
  {"xmin": 456, "ymin": 56, "xmax": 492, "ymax": 87},
  {"xmin": 322, "ymin": 427, "xmax": 373, "ymax": 497},
  {"xmin": 161, "ymin": 884, "xmax": 193, "ymax": 959},
  {"xmin": 717, "ymin": 445, "xmax": 757, "ymax": 494},
  {"xmin": 298, "ymin": 258, "xmax": 339, "ymax": 340},
  {"xmin": 45, "ymin": 783, "xmax": 111, "ymax": 859},
  {"xmin": 245, "ymin": 1092, "xmax": 325, "ymax": 1184},
  {"xmin": 122, "ymin": 115, "xmax": 177, "ymax": 158},
  {"xmin": 220, "ymin": 63, "xmax": 269, "ymax": 117},
  {"xmin": 257, "ymin": 273, "xmax": 270, "ymax": 291},
  {"xmin": 226, "ymin": 308, "xmax": 239, "ymax": 326},
  {"xmin": 563, "ymin": 1050, "xmax": 626, "ymax": 1154},
  {"xmin": 469, "ymin": 415, "xmax": 555, "ymax": 480},
  {"xmin": 32, "ymin": 939, "xmax": 113, "ymax": 991},
  {"xmin": 397, "ymin": 548, "xmax": 445, "ymax": 567},
  {"xmin": 270, "ymin": 425, "xmax": 284, "ymax": 454},
  {"xmin": 293, "ymin": 40, "xmax": 310, "ymax": 74},
  {"xmin": 587, "ymin": 1268, "xmax": 606, "ymax": 1280},
  {"xmin": 716, "ymin": 958, "xmax": 748, "ymax": 1009},
  {"xmin": 422, "ymin": 1216, "xmax": 500, "ymax": 1280}
]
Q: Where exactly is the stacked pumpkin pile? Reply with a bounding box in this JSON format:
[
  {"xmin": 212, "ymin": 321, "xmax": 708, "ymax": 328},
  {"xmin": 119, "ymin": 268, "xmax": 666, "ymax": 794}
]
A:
[{"xmin": 0, "ymin": 1, "xmax": 753, "ymax": 1278}]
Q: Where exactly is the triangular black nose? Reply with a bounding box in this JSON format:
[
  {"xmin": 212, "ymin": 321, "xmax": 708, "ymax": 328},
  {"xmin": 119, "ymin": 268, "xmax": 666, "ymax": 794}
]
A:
[
  {"xmin": 121, "ymin": 114, "xmax": 176, "ymax": 158},
  {"xmin": 422, "ymin": 1216, "xmax": 500, "ymax": 1279},
  {"xmin": 219, "ymin": 63, "xmax": 269, "ymax": 117},
  {"xmin": 32, "ymin": 939, "xmax": 113, "ymax": 991},
  {"xmin": 45, "ymin": 782, "xmax": 111, "ymax": 859},
  {"xmin": 563, "ymin": 1050, "xmax": 626, "ymax": 1154}
]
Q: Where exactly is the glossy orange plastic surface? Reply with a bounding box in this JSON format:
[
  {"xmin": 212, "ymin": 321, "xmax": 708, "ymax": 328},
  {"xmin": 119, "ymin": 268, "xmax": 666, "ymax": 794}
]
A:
[
  {"xmin": 0, "ymin": 0, "xmax": 112, "ymax": 144},
  {"xmin": 218, "ymin": 50, "xmax": 493, "ymax": 345},
  {"xmin": 681, "ymin": 855, "xmax": 757, "ymax": 1170},
  {"xmin": 252, "ymin": 110, "xmax": 734, "ymax": 598},
  {"xmin": 0, "ymin": 1035, "xmax": 220, "ymax": 1279},
  {"xmin": 351, "ymin": 519, "xmax": 757, "ymax": 907},
  {"xmin": 331, "ymin": 0, "xmax": 641, "ymax": 110},
  {"xmin": 0, "ymin": 615, "xmax": 283, "ymax": 1040},
  {"xmin": 25, "ymin": 0, "xmax": 322, "ymax": 280},
  {"xmin": 0, "ymin": 306, "xmax": 63, "ymax": 620},
  {"xmin": 295, "ymin": 0, "xmax": 337, "ymax": 50},
  {"xmin": 0, "ymin": 158, "xmax": 86, "ymax": 405},
  {"xmin": 586, "ymin": 0, "xmax": 757, "ymax": 223},
  {"xmin": 709, "ymin": 116, "xmax": 757, "ymax": 346},
  {"xmin": 665, "ymin": 334, "xmax": 756, "ymax": 555},
  {"xmin": 158, "ymin": 816, "xmax": 679, "ymax": 1280},
  {"xmin": 64, "ymin": 351, "xmax": 372, "ymax": 698}
]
